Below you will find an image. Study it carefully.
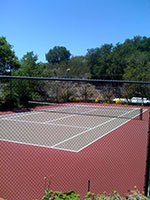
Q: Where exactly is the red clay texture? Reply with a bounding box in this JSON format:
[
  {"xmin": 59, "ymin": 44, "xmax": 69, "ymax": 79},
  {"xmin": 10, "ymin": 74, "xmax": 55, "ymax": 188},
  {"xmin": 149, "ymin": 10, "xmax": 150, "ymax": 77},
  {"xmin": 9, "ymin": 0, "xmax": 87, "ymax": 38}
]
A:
[{"xmin": 0, "ymin": 105, "xmax": 149, "ymax": 200}]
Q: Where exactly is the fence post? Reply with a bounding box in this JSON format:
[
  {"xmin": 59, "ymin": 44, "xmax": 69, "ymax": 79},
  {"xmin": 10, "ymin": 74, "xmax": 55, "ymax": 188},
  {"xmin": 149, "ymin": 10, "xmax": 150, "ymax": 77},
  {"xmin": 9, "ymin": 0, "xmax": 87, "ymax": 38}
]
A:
[
  {"xmin": 144, "ymin": 110, "xmax": 150, "ymax": 197},
  {"xmin": 88, "ymin": 180, "xmax": 90, "ymax": 192}
]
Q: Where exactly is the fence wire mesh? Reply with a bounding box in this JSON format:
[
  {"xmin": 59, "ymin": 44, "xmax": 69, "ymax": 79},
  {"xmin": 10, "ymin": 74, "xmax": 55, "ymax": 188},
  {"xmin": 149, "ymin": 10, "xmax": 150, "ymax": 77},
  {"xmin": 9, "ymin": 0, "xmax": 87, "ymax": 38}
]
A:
[{"xmin": 0, "ymin": 76, "xmax": 150, "ymax": 199}]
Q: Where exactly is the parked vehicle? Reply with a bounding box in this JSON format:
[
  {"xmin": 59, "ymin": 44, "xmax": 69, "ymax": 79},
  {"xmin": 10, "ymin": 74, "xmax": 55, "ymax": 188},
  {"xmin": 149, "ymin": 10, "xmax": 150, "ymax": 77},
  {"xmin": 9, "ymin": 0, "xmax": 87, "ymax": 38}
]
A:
[
  {"xmin": 113, "ymin": 97, "xmax": 150, "ymax": 104},
  {"xmin": 129, "ymin": 97, "xmax": 150, "ymax": 104}
]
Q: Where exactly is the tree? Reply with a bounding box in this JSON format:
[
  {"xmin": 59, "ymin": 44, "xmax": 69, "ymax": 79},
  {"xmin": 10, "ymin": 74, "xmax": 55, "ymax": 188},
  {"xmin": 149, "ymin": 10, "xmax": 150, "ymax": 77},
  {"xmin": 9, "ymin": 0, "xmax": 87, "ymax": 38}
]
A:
[
  {"xmin": 17, "ymin": 51, "xmax": 38, "ymax": 76},
  {"xmin": 106, "ymin": 43, "xmax": 130, "ymax": 80},
  {"xmin": 0, "ymin": 36, "xmax": 20, "ymax": 74},
  {"xmin": 67, "ymin": 56, "xmax": 89, "ymax": 78},
  {"xmin": 123, "ymin": 52, "xmax": 150, "ymax": 81},
  {"xmin": 87, "ymin": 44, "xmax": 113, "ymax": 79},
  {"xmin": 123, "ymin": 52, "xmax": 150, "ymax": 98},
  {"xmin": 11, "ymin": 52, "xmax": 40, "ymax": 106},
  {"xmin": 46, "ymin": 46, "xmax": 71, "ymax": 64},
  {"xmin": 46, "ymin": 56, "xmax": 89, "ymax": 78}
]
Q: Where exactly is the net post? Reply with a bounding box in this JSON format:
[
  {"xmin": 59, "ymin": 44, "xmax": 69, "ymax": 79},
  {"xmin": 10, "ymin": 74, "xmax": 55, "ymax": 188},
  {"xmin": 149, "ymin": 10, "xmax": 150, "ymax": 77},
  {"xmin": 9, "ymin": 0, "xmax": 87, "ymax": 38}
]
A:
[
  {"xmin": 140, "ymin": 108, "xmax": 143, "ymax": 120},
  {"xmin": 144, "ymin": 110, "xmax": 150, "ymax": 197}
]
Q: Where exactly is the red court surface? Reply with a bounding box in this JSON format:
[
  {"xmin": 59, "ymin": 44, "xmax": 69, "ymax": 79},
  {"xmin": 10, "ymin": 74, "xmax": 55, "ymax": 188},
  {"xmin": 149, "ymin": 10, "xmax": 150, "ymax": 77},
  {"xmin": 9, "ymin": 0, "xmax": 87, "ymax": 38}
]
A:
[{"xmin": 0, "ymin": 105, "xmax": 149, "ymax": 200}]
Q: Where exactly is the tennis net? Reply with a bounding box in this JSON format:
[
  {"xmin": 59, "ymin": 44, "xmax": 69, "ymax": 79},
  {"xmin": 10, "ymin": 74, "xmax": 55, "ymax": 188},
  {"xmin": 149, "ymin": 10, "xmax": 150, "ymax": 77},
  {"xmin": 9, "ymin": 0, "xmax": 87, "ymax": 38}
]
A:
[{"xmin": 28, "ymin": 101, "xmax": 144, "ymax": 120}]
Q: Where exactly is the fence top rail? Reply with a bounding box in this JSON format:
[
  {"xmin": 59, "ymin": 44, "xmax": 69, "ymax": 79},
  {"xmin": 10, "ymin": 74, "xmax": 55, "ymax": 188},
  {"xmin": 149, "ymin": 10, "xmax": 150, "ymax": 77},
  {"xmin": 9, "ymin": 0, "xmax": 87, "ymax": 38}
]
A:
[{"xmin": 0, "ymin": 75, "xmax": 150, "ymax": 84}]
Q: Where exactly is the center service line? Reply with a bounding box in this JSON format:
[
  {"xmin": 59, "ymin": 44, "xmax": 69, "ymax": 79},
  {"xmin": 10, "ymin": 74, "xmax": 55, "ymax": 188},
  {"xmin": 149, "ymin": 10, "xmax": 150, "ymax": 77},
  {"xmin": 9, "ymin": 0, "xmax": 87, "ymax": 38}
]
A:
[{"xmin": 51, "ymin": 108, "xmax": 138, "ymax": 148}]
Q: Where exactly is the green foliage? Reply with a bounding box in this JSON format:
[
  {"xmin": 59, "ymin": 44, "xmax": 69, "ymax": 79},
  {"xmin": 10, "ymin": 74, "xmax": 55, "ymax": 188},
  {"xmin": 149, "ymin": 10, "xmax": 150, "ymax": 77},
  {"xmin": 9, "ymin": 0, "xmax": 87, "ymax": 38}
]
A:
[
  {"xmin": 0, "ymin": 79, "xmax": 40, "ymax": 109},
  {"xmin": 1, "ymin": 35, "xmax": 150, "ymax": 110},
  {"xmin": 47, "ymin": 56, "xmax": 90, "ymax": 79},
  {"xmin": 0, "ymin": 51, "xmax": 44, "ymax": 109},
  {"xmin": 0, "ymin": 88, "xmax": 19, "ymax": 110},
  {"xmin": 14, "ymin": 51, "xmax": 38, "ymax": 76},
  {"xmin": 12, "ymin": 51, "xmax": 52, "ymax": 78},
  {"xmin": 35, "ymin": 187, "xmax": 150, "ymax": 200},
  {"xmin": 4, "ymin": 52, "xmax": 48, "ymax": 108},
  {"xmin": 122, "ymin": 52, "xmax": 150, "ymax": 99},
  {"xmin": 67, "ymin": 56, "xmax": 89, "ymax": 78},
  {"xmin": 46, "ymin": 46, "xmax": 71, "ymax": 64},
  {"xmin": 0, "ymin": 36, "xmax": 20, "ymax": 74},
  {"xmin": 38, "ymin": 63, "xmax": 52, "ymax": 77},
  {"xmin": 123, "ymin": 52, "xmax": 150, "ymax": 81},
  {"xmin": 87, "ymin": 44, "xmax": 113, "ymax": 79},
  {"xmin": 1, "ymin": 35, "xmax": 150, "ymax": 81},
  {"xmin": 41, "ymin": 190, "xmax": 80, "ymax": 200},
  {"xmin": 87, "ymin": 36, "xmax": 150, "ymax": 81}
]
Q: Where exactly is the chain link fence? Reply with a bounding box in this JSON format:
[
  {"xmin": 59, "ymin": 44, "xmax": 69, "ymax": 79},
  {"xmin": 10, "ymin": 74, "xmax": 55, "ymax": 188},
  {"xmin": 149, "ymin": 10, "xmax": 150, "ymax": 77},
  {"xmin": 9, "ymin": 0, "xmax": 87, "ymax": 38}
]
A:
[{"xmin": 0, "ymin": 75, "xmax": 150, "ymax": 199}]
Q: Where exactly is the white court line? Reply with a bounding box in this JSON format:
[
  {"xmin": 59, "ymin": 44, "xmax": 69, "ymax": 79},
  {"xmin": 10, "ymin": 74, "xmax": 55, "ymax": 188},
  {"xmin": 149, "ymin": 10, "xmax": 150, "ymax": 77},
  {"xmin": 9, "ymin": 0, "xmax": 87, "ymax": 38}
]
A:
[
  {"xmin": 0, "ymin": 107, "xmax": 99, "ymax": 121},
  {"xmin": 68, "ymin": 104, "xmax": 138, "ymax": 110},
  {"xmin": 77, "ymin": 117, "xmax": 138, "ymax": 151},
  {"xmin": 2, "ymin": 118, "xmax": 88, "ymax": 129},
  {"xmin": 1, "ymin": 107, "xmax": 105, "ymax": 129},
  {"xmin": 1, "ymin": 107, "xmax": 102, "ymax": 125},
  {"xmin": 1, "ymin": 107, "xmax": 140, "ymax": 135},
  {"xmin": 0, "ymin": 109, "xmax": 79, "ymax": 122},
  {"xmin": 0, "ymin": 105, "xmax": 77, "ymax": 120},
  {"xmin": 77, "ymin": 108, "xmax": 147, "ymax": 152},
  {"xmin": 0, "ymin": 110, "xmax": 42, "ymax": 120},
  {"xmin": 0, "ymin": 138, "xmax": 78, "ymax": 153},
  {"xmin": 1, "ymin": 109, "xmax": 147, "ymax": 153},
  {"xmin": 0, "ymin": 111, "xmax": 75, "ymax": 122},
  {"xmin": 0, "ymin": 104, "xmax": 136, "ymax": 120},
  {"xmin": 51, "ymin": 108, "xmax": 139, "ymax": 148},
  {"xmin": 34, "ymin": 107, "xmax": 105, "ymax": 124}
]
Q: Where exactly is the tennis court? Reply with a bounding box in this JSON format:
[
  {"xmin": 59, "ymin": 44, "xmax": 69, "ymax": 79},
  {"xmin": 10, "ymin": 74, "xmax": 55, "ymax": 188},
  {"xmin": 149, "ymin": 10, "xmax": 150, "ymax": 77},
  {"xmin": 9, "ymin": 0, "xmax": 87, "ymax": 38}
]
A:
[
  {"xmin": 1, "ymin": 76, "xmax": 150, "ymax": 199},
  {"xmin": 0, "ymin": 103, "xmax": 149, "ymax": 200},
  {"xmin": 0, "ymin": 104, "xmax": 145, "ymax": 152}
]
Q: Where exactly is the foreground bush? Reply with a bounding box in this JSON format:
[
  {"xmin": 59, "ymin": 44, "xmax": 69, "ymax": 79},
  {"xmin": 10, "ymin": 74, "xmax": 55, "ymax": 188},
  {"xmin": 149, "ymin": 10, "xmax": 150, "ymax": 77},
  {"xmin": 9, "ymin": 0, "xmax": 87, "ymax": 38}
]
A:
[{"xmin": 34, "ymin": 187, "xmax": 150, "ymax": 200}]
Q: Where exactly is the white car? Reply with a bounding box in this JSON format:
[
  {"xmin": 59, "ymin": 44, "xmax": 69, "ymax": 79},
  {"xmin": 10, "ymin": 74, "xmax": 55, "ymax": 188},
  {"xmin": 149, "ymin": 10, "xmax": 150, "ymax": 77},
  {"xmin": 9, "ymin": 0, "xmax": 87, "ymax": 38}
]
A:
[
  {"xmin": 113, "ymin": 97, "xmax": 150, "ymax": 104},
  {"xmin": 129, "ymin": 97, "xmax": 150, "ymax": 104}
]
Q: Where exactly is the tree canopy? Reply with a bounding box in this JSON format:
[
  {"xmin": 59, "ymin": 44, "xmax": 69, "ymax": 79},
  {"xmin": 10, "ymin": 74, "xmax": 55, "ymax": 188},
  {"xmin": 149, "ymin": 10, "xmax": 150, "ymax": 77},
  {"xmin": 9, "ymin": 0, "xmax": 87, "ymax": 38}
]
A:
[
  {"xmin": 45, "ymin": 46, "xmax": 71, "ymax": 64},
  {"xmin": 86, "ymin": 36, "xmax": 150, "ymax": 80},
  {"xmin": 1, "ymin": 35, "xmax": 150, "ymax": 109},
  {"xmin": 0, "ymin": 36, "xmax": 20, "ymax": 74},
  {"xmin": 1, "ymin": 35, "xmax": 150, "ymax": 81}
]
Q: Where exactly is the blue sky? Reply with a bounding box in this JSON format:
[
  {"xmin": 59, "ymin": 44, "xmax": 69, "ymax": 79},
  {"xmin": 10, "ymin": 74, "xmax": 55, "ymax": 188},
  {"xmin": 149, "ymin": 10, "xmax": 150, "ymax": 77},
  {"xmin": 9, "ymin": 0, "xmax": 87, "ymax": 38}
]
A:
[{"xmin": 1, "ymin": 0, "xmax": 150, "ymax": 62}]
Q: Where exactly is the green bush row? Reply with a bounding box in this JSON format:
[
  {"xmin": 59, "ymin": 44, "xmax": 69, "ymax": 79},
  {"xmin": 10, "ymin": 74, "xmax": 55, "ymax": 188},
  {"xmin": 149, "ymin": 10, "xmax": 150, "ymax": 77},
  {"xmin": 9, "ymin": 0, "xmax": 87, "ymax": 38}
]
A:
[{"xmin": 34, "ymin": 187, "xmax": 150, "ymax": 200}]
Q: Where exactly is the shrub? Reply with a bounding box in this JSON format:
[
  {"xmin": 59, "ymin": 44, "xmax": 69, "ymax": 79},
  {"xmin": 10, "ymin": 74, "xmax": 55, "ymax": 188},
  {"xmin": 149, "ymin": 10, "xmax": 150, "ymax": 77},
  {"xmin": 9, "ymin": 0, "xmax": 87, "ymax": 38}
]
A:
[
  {"xmin": 79, "ymin": 84, "xmax": 95, "ymax": 102},
  {"xmin": 101, "ymin": 88, "xmax": 114, "ymax": 104},
  {"xmin": 95, "ymin": 97, "xmax": 100, "ymax": 103},
  {"xmin": 70, "ymin": 97, "xmax": 80, "ymax": 102},
  {"xmin": 0, "ymin": 90, "xmax": 19, "ymax": 110},
  {"xmin": 40, "ymin": 190, "xmax": 80, "ymax": 200},
  {"xmin": 115, "ymin": 99, "xmax": 123, "ymax": 104},
  {"xmin": 34, "ymin": 187, "xmax": 149, "ymax": 200}
]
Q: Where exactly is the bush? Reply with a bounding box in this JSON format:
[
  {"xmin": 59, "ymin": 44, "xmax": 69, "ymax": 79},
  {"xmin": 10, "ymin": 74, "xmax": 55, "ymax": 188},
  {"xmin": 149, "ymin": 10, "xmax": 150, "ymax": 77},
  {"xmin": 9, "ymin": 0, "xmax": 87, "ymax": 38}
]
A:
[
  {"xmin": 115, "ymin": 99, "xmax": 123, "ymax": 104},
  {"xmin": 0, "ymin": 90, "xmax": 19, "ymax": 110},
  {"xmin": 70, "ymin": 97, "xmax": 80, "ymax": 102},
  {"xmin": 95, "ymin": 97, "xmax": 101, "ymax": 103},
  {"xmin": 34, "ymin": 187, "xmax": 149, "ymax": 200},
  {"xmin": 39, "ymin": 190, "xmax": 80, "ymax": 200},
  {"xmin": 79, "ymin": 84, "xmax": 95, "ymax": 102},
  {"xmin": 101, "ymin": 88, "xmax": 114, "ymax": 104}
]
